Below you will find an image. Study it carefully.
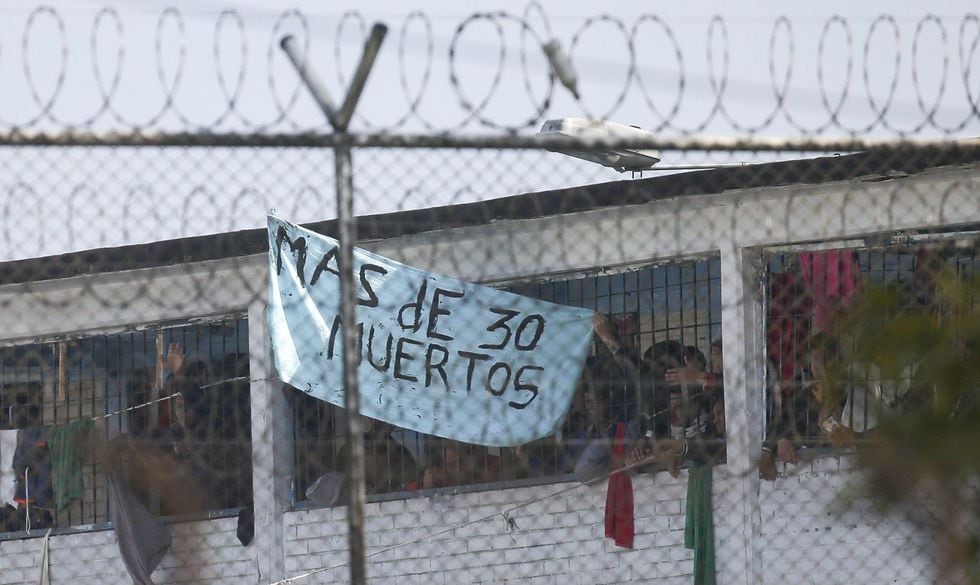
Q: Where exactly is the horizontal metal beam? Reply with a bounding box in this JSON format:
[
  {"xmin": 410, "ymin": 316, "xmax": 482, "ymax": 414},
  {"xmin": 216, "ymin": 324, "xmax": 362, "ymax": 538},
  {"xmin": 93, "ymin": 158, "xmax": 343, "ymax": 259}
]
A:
[{"xmin": 0, "ymin": 129, "xmax": 976, "ymax": 154}]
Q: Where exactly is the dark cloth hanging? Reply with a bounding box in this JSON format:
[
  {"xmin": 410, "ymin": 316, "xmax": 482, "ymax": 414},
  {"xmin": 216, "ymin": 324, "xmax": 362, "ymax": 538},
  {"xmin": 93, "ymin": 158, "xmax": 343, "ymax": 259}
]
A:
[
  {"xmin": 0, "ymin": 503, "xmax": 52, "ymax": 533},
  {"xmin": 47, "ymin": 419, "xmax": 96, "ymax": 511},
  {"xmin": 236, "ymin": 505, "xmax": 254, "ymax": 546},
  {"xmin": 107, "ymin": 473, "xmax": 172, "ymax": 585},
  {"xmin": 684, "ymin": 463, "xmax": 716, "ymax": 585},
  {"xmin": 12, "ymin": 428, "xmax": 54, "ymax": 509},
  {"xmin": 603, "ymin": 422, "xmax": 634, "ymax": 549}
]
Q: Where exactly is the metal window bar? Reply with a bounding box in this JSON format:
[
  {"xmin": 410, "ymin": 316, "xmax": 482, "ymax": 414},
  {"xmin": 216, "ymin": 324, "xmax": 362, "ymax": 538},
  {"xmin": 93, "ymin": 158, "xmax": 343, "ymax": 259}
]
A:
[
  {"xmin": 764, "ymin": 234, "xmax": 980, "ymax": 447},
  {"xmin": 290, "ymin": 256, "xmax": 723, "ymax": 504},
  {"xmin": 0, "ymin": 315, "xmax": 251, "ymax": 537}
]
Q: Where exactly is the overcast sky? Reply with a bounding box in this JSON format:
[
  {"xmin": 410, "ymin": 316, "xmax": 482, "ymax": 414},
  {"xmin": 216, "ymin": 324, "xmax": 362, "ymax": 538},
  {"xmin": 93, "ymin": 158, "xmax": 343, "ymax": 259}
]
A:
[{"xmin": 0, "ymin": 1, "xmax": 976, "ymax": 261}]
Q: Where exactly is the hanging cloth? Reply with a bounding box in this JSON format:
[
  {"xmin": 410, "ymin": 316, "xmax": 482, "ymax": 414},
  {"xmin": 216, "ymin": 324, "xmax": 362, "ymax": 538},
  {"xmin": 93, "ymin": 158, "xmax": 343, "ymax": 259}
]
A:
[
  {"xmin": 38, "ymin": 528, "xmax": 52, "ymax": 585},
  {"xmin": 48, "ymin": 419, "xmax": 95, "ymax": 511},
  {"xmin": 603, "ymin": 422, "xmax": 634, "ymax": 549},
  {"xmin": 684, "ymin": 463, "xmax": 716, "ymax": 585},
  {"xmin": 799, "ymin": 250, "xmax": 861, "ymax": 333},
  {"xmin": 0, "ymin": 429, "xmax": 18, "ymax": 508},
  {"xmin": 236, "ymin": 506, "xmax": 254, "ymax": 547},
  {"xmin": 767, "ymin": 270, "xmax": 812, "ymax": 382},
  {"xmin": 13, "ymin": 428, "xmax": 53, "ymax": 510},
  {"xmin": 107, "ymin": 474, "xmax": 172, "ymax": 585}
]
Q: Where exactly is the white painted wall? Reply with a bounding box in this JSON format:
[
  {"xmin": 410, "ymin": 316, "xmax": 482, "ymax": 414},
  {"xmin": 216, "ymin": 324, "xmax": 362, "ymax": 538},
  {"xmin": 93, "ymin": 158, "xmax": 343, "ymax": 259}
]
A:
[
  {"xmin": 758, "ymin": 457, "xmax": 934, "ymax": 585},
  {"xmin": 279, "ymin": 460, "xmax": 934, "ymax": 585},
  {"xmin": 0, "ymin": 164, "xmax": 974, "ymax": 584},
  {"xmin": 282, "ymin": 474, "xmax": 699, "ymax": 585},
  {"xmin": 0, "ymin": 517, "xmax": 257, "ymax": 585}
]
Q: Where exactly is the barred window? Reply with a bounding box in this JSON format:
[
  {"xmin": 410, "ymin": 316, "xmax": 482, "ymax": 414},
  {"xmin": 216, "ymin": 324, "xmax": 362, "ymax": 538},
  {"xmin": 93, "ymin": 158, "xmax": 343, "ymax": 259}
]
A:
[
  {"xmin": 0, "ymin": 315, "xmax": 251, "ymax": 537},
  {"xmin": 764, "ymin": 233, "xmax": 980, "ymax": 448},
  {"xmin": 291, "ymin": 257, "xmax": 723, "ymax": 504}
]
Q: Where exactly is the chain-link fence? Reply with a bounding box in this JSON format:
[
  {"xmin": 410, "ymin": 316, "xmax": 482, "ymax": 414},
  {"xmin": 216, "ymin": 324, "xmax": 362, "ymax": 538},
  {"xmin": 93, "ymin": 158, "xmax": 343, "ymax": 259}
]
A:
[{"xmin": 1, "ymin": 5, "xmax": 979, "ymax": 585}]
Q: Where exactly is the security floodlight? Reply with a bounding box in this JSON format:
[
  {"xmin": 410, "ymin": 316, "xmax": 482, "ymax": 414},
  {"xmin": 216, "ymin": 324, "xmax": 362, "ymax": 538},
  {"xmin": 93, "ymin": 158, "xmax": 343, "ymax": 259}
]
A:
[
  {"xmin": 542, "ymin": 40, "xmax": 580, "ymax": 99},
  {"xmin": 538, "ymin": 118, "xmax": 662, "ymax": 172},
  {"xmin": 539, "ymin": 118, "xmax": 765, "ymax": 175}
]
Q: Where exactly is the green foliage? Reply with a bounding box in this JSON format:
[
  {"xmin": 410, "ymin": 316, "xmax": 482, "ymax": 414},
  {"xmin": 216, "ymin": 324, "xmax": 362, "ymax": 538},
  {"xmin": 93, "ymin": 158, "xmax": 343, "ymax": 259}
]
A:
[{"xmin": 826, "ymin": 269, "xmax": 980, "ymax": 583}]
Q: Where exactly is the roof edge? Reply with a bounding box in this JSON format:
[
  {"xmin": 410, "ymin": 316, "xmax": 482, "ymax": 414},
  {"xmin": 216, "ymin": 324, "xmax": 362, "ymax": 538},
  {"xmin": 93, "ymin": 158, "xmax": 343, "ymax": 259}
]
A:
[{"xmin": 2, "ymin": 147, "xmax": 978, "ymax": 286}]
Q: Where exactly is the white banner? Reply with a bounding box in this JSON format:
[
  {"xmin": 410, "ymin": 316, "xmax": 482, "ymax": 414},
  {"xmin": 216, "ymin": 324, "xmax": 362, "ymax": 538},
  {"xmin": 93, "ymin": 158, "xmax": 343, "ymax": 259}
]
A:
[{"xmin": 266, "ymin": 216, "xmax": 594, "ymax": 447}]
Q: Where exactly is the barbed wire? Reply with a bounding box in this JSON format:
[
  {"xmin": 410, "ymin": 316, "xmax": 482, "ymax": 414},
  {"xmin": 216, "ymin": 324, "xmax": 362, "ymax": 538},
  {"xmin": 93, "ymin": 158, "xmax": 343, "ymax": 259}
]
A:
[
  {"xmin": 0, "ymin": 5, "xmax": 975, "ymax": 585},
  {"xmin": 0, "ymin": 5, "xmax": 977, "ymax": 135}
]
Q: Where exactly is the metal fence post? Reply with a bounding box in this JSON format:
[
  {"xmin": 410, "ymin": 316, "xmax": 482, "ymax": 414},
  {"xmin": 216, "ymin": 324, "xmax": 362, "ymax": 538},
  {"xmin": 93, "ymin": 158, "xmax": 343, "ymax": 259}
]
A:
[
  {"xmin": 333, "ymin": 137, "xmax": 367, "ymax": 585},
  {"xmin": 281, "ymin": 24, "xmax": 388, "ymax": 585}
]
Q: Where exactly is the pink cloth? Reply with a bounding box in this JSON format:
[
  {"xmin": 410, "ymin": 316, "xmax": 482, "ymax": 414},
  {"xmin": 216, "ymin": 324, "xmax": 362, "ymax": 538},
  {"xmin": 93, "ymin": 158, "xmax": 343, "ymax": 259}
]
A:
[{"xmin": 799, "ymin": 250, "xmax": 860, "ymax": 332}]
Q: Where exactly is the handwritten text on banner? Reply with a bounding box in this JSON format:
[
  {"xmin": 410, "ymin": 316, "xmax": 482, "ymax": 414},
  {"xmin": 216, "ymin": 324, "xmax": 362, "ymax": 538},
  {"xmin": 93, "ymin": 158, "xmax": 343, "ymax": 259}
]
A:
[{"xmin": 266, "ymin": 216, "xmax": 593, "ymax": 447}]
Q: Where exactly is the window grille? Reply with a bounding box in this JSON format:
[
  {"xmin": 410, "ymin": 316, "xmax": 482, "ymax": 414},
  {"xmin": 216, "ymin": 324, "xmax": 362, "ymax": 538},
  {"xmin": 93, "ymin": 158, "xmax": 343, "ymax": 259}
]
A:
[
  {"xmin": 290, "ymin": 257, "xmax": 723, "ymax": 503},
  {"xmin": 764, "ymin": 234, "xmax": 980, "ymax": 449},
  {"xmin": 0, "ymin": 315, "xmax": 251, "ymax": 536}
]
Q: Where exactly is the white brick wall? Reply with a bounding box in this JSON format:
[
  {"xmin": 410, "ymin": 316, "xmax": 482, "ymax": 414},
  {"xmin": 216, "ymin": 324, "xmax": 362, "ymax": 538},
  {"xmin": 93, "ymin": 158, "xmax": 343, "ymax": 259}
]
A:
[
  {"xmin": 759, "ymin": 456, "xmax": 935, "ymax": 585},
  {"xmin": 0, "ymin": 517, "xmax": 257, "ymax": 585},
  {"xmin": 282, "ymin": 473, "xmax": 715, "ymax": 585},
  {"xmin": 276, "ymin": 458, "xmax": 935, "ymax": 585}
]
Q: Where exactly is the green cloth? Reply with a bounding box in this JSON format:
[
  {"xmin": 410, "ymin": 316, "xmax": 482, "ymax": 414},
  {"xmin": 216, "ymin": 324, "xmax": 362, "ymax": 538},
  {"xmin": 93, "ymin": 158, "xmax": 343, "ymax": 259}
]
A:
[
  {"xmin": 684, "ymin": 463, "xmax": 716, "ymax": 585},
  {"xmin": 48, "ymin": 419, "xmax": 95, "ymax": 511}
]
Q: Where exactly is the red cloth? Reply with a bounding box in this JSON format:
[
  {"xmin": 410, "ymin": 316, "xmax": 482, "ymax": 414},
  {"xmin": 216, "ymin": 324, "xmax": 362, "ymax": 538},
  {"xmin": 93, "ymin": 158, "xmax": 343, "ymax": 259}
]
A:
[
  {"xmin": 799, "ymin": 250, "xmax": 860, "ymax": 332},
  {"xmin": 604, "ymin": 422, "xmax": 634, "ymax": 549},
  {"xmin": 767, "ymin": 271, "xmax": 812, "ymax": 382}
]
